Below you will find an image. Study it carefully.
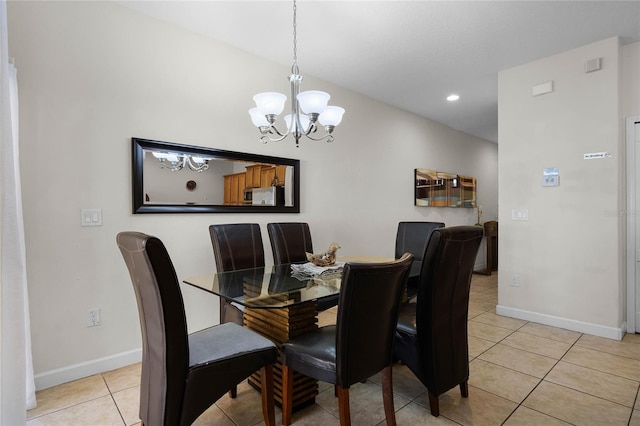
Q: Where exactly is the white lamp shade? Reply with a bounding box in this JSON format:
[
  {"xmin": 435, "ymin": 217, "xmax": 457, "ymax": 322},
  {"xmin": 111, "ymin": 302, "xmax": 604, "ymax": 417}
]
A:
[
  {"xmin": 284, "ymin": 113, "xmax": 311, "ymax": 132},
  {"xmin": 152, "ymin": 151, "xmax": 176, "ymax": 160},
  {"xmin": 253, "ymin": 92, "xmax": 286, "ymax": 115},
  {"xmin": 318, "ymin": 106, "xmax": 345, "ymax": 126},
  {"xmin": 248, "ymin": 108, "xmax": 270, "ymax": 127},
  {"xmin": 165, "ymin": 153, "xmax": 181, "ymax": 163},
  {"xmin": 191, "ymin": 156, "xmax": 206, "ymax": 164},
  {"xmin": 297, "ymin": 90, "xmax": 330, "ymax": 114}
]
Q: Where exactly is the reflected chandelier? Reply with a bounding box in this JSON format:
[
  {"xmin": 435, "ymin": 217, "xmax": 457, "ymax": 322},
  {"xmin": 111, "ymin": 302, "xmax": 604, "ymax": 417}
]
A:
[
  {"xmin": 151, "ymin": 152, "xmax": 211, "ymax": 172},
  {"xmin": 249, "ymin": 0, "xmax": 345, "ymax": 148}
]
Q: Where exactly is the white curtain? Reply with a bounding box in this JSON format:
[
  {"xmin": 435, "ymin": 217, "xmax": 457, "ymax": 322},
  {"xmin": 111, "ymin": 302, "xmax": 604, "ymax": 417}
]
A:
[{"xmin": 0, "ymin": 0, "xmax": 37, "ymax": 423}]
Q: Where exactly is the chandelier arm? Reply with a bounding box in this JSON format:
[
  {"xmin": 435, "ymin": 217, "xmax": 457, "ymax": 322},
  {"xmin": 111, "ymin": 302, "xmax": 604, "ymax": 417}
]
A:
[
  {"xmin": 267, "ymin": 124, "xmax": 288, "ymax": 137},
  {"xmin": 300, "ymin": 121, "xmax": 317, "ymax": 136},
  {"xmin": 162, "ymin": 163, "xmax": 184, "ymax": 172},
  {"xmin": 261, "ymin": 132, "xmax": 290, "ymax": 144},
  {"xmin": 185, "ymin": 156, "xmax": 210, "ymax": 172},
  {"xmin": 303, "ymin": 132, "xmax": 334, "ymax": 142}
]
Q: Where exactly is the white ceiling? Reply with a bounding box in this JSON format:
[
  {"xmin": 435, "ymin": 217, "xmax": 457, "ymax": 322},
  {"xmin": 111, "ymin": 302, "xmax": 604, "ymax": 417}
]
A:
[{"xmin": 118, "ymin": 1, "xmax": 640, "ymax": 143}]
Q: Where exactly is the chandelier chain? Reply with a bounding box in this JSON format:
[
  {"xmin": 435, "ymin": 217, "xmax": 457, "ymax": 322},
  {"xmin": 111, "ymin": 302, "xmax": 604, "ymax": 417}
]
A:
[{"xmin": 291, "ymin": 0, "xmax": 299, "ymax": 74}]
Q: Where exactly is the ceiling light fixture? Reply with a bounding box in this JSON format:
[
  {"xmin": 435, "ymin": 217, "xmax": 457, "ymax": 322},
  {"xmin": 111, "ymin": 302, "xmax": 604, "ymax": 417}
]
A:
[
  {"xmin": 447, "ymin": 94, "xmax": 460, "ymax": 101},
  {"xmin": 151, "ymin": 152, "xmax": 211, "ymax": 172},
  {"xmin": 249, "ymin": 0, "xmax": 345, "ymax": 148}
]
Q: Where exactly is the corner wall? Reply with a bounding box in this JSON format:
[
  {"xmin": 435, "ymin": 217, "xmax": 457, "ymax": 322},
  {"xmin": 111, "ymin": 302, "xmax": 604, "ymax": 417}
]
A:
[{"xmin": 497, "ymin": 37, "xmax": 624, "ymax": 338}]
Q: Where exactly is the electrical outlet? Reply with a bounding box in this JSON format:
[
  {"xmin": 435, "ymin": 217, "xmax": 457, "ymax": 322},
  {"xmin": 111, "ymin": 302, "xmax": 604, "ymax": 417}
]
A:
[
  {"xmin": 87, "ymin": 308, "xmax": 101, "ymax": 327},
  {"xmin": 510, "ymin": 274, "xmax": 520, "ymax": 287}
]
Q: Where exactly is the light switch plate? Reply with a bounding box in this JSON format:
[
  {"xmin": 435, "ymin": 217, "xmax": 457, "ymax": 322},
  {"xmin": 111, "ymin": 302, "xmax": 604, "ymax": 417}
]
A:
[
  {"xmin": 512, "ymin": 209, "xmax": 529, "ymax": 221},
  {"xmin": 81, "ymin": 209, "xmax": 102, "ymax": 227}
]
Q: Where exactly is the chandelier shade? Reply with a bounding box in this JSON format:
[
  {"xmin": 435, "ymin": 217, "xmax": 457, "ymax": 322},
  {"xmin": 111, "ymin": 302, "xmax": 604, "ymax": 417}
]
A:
[
  {"xmin": 284, "ymin": 113, "xmax": 310, "ymax": 131},
  {"xmin": 249, "ymin": 0, "xmax": 344, "ymax": 147},
  {"xmin": 253, "ymin": 92, "xmax": 287, "ymax": 116},
  {"xmin": 296, "ymin": 90, "xmax": 330, "ymax": 114},
  {"xmin": 249, "ymin": 107, "xmax": 271, "ymax": 127},
  {"xmin": 318, "ymin": 106, "xmax": 346, "ymax": 127}
]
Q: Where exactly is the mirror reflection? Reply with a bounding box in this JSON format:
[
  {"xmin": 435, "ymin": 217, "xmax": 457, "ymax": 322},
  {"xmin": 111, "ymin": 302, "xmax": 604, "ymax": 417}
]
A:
[
  {"xmin": 414, "ymin": 168, "xmax": 476, "ymax": 208},
  {"xmin": 132, "ymin": 138, "xmax": 300, "ymax": 214}
]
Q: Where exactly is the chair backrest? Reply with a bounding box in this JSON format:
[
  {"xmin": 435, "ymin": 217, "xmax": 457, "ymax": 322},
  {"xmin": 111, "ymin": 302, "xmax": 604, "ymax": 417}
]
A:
[
  {"xmin": 116, "ymin": 232, "xmax": 188, "ymax": 426},
  {"xmin": 416, "ymin": 226, "xmax": 483, "ymax": 394},
  {"xmin": 395, "ymin": 221, "xmax": 445, "ymax": 260},
  {"xmin": 209, "ymin": 224, "xmax": 265, "ymax": 272},
  {"xmin": 267, "ymin": 222, "xmax": 313, "ymax": 264},
  {"xmin": 335, "ymin": 253, "xmax": 414, "ymax": 387}
]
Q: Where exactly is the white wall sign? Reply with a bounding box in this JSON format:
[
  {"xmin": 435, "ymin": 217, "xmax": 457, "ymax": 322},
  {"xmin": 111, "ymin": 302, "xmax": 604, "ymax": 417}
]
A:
[{"xmin": 584, "ymin": 152, "xmax": 612, "ymax": 160}]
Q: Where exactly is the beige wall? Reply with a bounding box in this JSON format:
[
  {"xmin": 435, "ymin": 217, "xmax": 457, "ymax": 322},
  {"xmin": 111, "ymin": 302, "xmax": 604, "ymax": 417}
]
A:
[
  {"xmin": 498, "ymin": 37, "xmax": 625, "ymax": 338},
  {"xmin": 8, "ymin": 1, "xmax": 498, "ymax": 389}
]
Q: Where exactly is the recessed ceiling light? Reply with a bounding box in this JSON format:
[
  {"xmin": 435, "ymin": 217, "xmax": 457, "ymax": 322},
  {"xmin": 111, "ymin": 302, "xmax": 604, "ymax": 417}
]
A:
[{"xmin": 447, "ymin": 94, "xmax": 460, "ymax": 101}]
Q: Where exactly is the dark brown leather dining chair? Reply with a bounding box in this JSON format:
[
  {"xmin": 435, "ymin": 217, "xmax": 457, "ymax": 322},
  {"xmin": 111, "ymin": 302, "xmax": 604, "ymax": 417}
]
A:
[
  {"xmin": 267, "ymin": 222, "xmax": 338, "ymax": 312},
  {"xmin": 267, "ymin": 222, "xmax": 313, "ymax": 264},
  {"xmin": 209, "ymin": 223, "xmax": 266, "ymax": 398},
  {"xmin": 393, "ymin": 226, "xmax": 483, "ymax": 417},
  {"xmin": 116, "ymin": 232, "xmax": 277, "ymax": 426},
  {"xmin": 209, "ymin": 223, "xmax": 265, "ymax": 326},
  {"xmin": 395, "ymin": 221, "xmax": 445, "ymax": 299},
  {"xmin": 281, "ymin": 254, "xmax": 415, "ymax": 426}
]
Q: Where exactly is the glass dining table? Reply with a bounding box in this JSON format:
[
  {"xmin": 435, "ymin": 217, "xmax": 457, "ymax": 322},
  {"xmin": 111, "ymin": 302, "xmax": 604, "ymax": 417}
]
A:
[
  {"xmin": 183, "ymin": 256, "xmax": 405, "ymax": 411},
  {"xmin": 184, "ymin": 262, "xmax": 346, "ymax": 411}
]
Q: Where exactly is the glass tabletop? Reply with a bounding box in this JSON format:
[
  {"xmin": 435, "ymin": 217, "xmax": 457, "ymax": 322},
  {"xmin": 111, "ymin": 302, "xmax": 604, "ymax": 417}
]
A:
[{"xmin": 183, "ymin": 263, "xmax": 343, "ymax": 309}]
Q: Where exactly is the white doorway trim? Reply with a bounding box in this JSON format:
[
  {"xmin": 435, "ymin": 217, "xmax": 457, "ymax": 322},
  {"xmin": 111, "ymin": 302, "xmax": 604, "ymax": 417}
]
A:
[{"xmin": 626, "ymin": 115, "xmax": 640, "ymax": 334}]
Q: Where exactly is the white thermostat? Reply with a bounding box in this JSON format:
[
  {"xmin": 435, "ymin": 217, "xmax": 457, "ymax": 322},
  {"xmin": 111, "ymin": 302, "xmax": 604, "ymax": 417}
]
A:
[{"xmin": 542, "ymin": 168, "xmax": 559, "ymax": 187}]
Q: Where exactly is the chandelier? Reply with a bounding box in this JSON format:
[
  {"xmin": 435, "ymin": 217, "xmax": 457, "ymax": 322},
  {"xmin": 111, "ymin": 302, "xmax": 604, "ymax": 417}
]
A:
[
  {"xmin": 248, "ymin": 0, "xmax": 345, "ymax": 148},
  {"xmin": 151, "ymin": 151, "xmax": 210, "ymax": 172}
]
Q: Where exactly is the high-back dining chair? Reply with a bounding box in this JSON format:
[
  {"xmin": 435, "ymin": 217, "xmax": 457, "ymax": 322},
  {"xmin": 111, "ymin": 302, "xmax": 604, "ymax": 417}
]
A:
[
  {"xmin": 393, "ymin": 226, "xmax": 483, "ymax": 417},
  {"xmin": 267, "ymin": 222, "xmax": 338, "ymax": 312},
  {"xmin": 116, "ymin": 232, "xmax": 277, "ymax": 426},
  {"xmin": 281, "ymin": 254, "xmax": 414, "ymax": 426},
  {"xmin": 209, "ymin": 223, "xmax": 266, "ymax": 398},
  {"xmin": 267, "ymin": 222, "xmax": 313, "ymax": 265},
  {"xmin": 395, "ymin": 221, "xmax": 445, "ymax": 299},
  {"xmin": 209, "ymin": 223, "xmax": 265, "ymax": 325}
]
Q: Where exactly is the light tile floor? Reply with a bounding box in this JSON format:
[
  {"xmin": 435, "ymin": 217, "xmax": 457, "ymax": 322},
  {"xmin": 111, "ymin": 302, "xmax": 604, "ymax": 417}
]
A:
[{"xmin": 27, "ymin": 273, "xmax": 640, "ymax": 425}]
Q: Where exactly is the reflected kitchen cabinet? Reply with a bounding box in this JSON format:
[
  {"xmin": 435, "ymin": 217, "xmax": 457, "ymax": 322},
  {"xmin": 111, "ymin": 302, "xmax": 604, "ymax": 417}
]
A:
[
  {"xmin": 224, "ymin": 172, "xmax": 246, "ymax": 205},
  {"xmin": 245, "ymin": 164, "xmax": 287, "ymax": 188},
  {"xmin": 261, "ymin": 165, "xmax": 287, "ymax": 187},
  {"xmin": 245, "ymin": 164, "xmax": 263, "ymax": 188},
  {"xmin": 224, "ymin": 164, "xmax": 288, "ymax": 205}
]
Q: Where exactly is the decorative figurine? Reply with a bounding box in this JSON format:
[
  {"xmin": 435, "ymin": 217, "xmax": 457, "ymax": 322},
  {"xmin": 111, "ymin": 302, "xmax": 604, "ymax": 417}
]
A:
[{"xmin": 306, "ymin": 242, "xmax": 341, "ymax": 267}]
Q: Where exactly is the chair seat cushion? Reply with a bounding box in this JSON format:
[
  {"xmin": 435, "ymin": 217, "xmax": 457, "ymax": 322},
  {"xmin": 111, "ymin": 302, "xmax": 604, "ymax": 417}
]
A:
[
  {"xmin": 189, "ymin": 322, "xmax": 276, "ymax": 367},
  {"xmin": 281, "ymin": 325, "xmax": 337, "ymax": 384}
]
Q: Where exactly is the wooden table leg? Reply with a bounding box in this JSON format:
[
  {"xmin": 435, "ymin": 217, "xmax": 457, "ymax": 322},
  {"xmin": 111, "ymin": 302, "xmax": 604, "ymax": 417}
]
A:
[{"xmin": 244, "ymin": 301, "xmax": 319, "ymax": 411}]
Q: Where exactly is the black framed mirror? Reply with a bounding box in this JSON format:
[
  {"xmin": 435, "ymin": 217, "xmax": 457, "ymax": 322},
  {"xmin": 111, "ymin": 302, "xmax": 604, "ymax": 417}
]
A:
[{"xmin": 132, "ymin": 138, "xmax": 300, "ymax": 213}]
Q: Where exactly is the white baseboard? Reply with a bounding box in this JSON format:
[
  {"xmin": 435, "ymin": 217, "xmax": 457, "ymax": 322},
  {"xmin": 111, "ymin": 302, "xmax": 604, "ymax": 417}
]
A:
[
  {"xmin": 34, "ymin": 349, "xmax": 142, "ymax": 391},
  {"xmin": 496, "ymin": 305, "xmax": 625, "ymax": 341}
]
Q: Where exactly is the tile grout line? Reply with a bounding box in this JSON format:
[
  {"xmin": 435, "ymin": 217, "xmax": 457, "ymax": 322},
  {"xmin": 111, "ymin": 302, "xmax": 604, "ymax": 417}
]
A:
[
  {"xmin": 102, "ymin": 373, "xmax": 128, "ymax": 426},
  {"xmin": 498, "ymin": 334, "xmax": 583, "ymax": 425}
]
